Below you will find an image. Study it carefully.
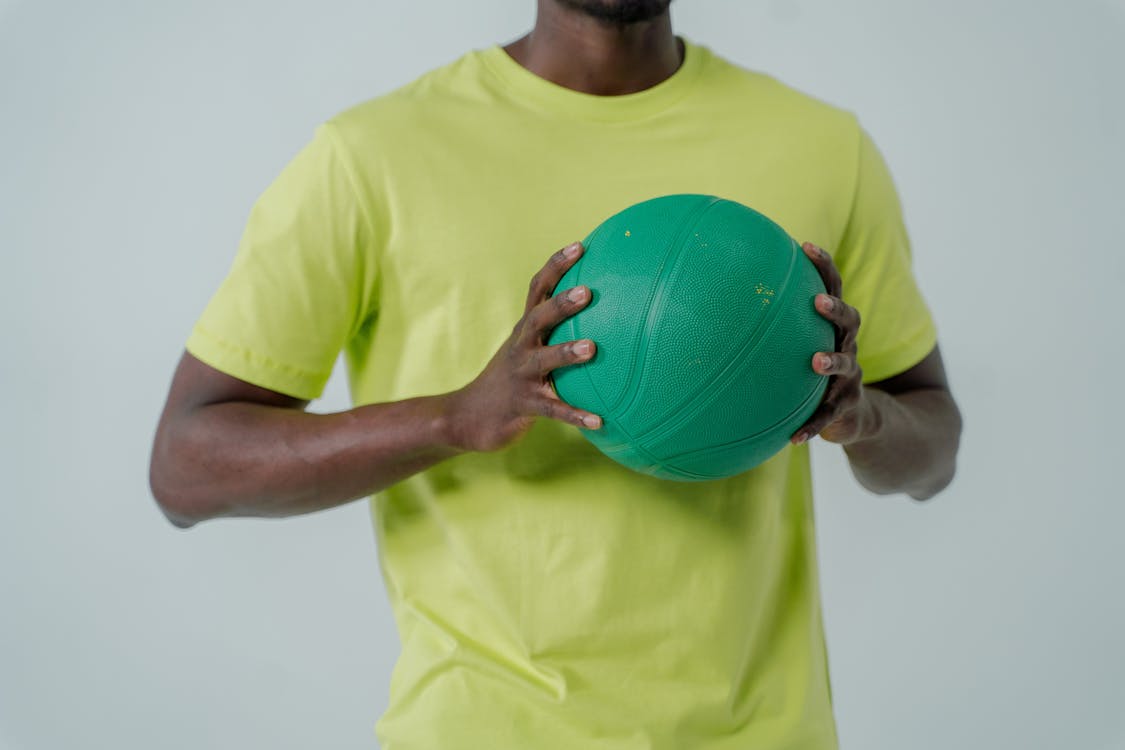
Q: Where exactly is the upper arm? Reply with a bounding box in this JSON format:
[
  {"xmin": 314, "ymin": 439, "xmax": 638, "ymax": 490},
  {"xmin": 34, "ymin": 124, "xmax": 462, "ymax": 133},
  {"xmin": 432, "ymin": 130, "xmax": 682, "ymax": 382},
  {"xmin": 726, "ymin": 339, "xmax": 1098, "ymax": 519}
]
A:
[
  {"xmin": 831, "ymin": 121, "xmax": 938, "ymax": 386},
  {"xmin": 182, "ymin": 121, "xmax": 377, "ymax": 403},
  {"xmin": 161, "ymin": 350, "xmax": 310, "ymax": 417},
  {"xmin": 151, "ymin": 123, "xmax": 373, "ymax": 520},
  {"xmin": 865, "ymin": 343, "xmax": 950, "ymax": 397},
  {"xmin": 149, "ymin": 351, "xmax": 308, "ymax": 522}
]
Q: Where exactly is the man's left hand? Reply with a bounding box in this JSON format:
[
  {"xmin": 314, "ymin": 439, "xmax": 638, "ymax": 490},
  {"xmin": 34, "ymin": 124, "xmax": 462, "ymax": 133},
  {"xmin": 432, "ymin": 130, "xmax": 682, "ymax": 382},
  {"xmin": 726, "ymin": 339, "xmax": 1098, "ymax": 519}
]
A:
[{"xmin": 791, "ymin": 241, "xmax": 876, "ymax": 446}]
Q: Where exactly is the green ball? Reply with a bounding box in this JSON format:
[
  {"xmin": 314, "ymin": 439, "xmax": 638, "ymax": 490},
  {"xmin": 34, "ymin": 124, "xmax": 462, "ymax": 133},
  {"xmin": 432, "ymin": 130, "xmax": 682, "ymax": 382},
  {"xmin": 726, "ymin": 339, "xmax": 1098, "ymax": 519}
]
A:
[{"xmin": 548, "ymin": 194, "xmax": 834, "ymax": 481}]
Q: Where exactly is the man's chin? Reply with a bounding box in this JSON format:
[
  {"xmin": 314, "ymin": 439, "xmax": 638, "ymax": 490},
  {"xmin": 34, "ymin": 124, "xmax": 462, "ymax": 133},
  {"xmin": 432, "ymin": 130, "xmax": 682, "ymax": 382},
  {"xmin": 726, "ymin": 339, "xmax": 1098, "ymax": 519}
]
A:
[{"xmin": 554, "ymin": 0, "xmax": 673, "ymax": 25}]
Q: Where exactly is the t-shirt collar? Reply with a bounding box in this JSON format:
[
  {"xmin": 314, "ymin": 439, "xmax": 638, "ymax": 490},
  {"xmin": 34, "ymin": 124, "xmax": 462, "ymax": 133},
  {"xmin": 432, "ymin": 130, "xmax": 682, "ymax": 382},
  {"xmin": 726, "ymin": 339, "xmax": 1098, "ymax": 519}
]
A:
[{"xmin": 477, "ymin": 36, "xmax": 709, "ymax": 123}]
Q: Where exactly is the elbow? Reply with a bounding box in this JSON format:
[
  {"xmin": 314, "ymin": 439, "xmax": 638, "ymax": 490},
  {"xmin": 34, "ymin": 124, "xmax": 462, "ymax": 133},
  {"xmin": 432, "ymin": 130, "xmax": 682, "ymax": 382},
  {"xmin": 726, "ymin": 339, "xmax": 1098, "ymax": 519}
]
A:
[
  {"xmin": 161, "ymin": 502, "xmax": 200, "ymax": 530},
  {"xmin": 148, "ymin": 463, "xmax": 202, "ymax": 530},
  {"xmin": 148, "ymin": 440, "xmax": 216, "ymax": 530},
  {"xmin": 861, "ymin": 459, "xmax": 955, "ymax": 502},
  {"xmin": 161, "ymin": 506, "xmax": 199, "ymax": 530},
  {"xmin": 909, "ymin": 402, "xmax": 964, "ymax": 502},
  {"xmin": 908, "ymin": 463, "xmax": 956, "ymax": 501}
]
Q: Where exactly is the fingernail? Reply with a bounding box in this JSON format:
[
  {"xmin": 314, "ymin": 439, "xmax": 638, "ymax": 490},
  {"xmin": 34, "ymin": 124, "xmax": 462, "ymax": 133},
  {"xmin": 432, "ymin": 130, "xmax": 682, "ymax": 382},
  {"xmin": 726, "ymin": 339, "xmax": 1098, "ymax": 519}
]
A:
[
  {"xmin": 793, "ymin": 432, "xmax": 807, "ymax": 445},
  {"xmin": 583, "ymin": 415, "xmax": 600, "ymax": 429},
  {"xmin": 564, "ymin": 242, "xmax": 582, "ymax": 258},
  {"xmin": 574, "ymin": 340, "xmax": 592, "ymax": 356},
  {"xmin": 567, "ymin": 286, "xmax": 588, "ymax": 302},
  {"xmin": 818, "ymin": 354, "xmax": 833, "ymax": 371},
  {"xmin": 819, "ymin": 295, "xmax": 834, "ymax": 311}
]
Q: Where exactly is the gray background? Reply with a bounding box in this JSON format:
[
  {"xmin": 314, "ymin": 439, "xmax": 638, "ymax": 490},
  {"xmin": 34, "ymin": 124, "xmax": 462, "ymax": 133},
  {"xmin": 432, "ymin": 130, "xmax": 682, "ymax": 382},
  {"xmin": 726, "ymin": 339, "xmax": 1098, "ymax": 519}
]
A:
[{"xmin": 2, "ymin": 0, "xmax": 1122, "ymax": 748}]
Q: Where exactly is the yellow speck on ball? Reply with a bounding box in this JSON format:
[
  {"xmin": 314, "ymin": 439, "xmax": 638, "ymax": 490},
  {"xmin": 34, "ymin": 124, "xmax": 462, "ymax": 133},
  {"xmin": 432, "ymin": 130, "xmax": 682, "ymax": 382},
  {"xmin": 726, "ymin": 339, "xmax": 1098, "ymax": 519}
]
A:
[{"xmin": 624, "ymin": 230, "xmax": 631, "ymax": 237}]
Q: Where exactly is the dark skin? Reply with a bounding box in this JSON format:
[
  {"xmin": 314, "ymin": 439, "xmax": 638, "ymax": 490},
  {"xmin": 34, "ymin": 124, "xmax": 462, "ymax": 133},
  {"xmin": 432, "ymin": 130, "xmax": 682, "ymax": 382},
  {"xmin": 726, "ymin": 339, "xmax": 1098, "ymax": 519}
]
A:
[
  {"xmin": 150, "ymin": 244, "xmax": 598, "ymax": 528},
  {"xmin": 149, "ymin": 0, "xmax": 962, "ymax": 528},
  {"xmin": 795, "ymin": 241, "xmax": 962, "ymax": 499},
  {"xmin": 504, "ymin": 0, "xmax": 682, "ymax": 95}
]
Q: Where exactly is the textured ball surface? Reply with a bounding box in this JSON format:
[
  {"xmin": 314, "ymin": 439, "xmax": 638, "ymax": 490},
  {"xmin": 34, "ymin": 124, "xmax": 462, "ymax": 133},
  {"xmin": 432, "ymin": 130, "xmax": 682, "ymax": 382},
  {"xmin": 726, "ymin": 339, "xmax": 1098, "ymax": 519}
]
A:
[{"xmin": 547, "ymin": 194, "xmax": 834, "ymax": 481}]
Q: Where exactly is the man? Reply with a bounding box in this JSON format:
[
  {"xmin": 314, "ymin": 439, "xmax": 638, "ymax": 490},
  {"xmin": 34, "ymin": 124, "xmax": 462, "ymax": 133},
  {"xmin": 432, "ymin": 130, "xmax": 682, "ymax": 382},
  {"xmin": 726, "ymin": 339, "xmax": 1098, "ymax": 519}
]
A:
[{"xmin": 149, "ymin": 0, "xmax": 963, "ymax": 747}]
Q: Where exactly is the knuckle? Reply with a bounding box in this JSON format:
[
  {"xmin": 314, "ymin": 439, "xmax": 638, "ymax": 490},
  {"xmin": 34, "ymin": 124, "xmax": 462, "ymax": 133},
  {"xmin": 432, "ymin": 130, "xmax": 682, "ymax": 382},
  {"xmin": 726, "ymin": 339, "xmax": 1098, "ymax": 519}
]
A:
[
  {"xmin": 521, "ymin": 308, "xmax": 542, "ymax": 337},
  {"xmin": 511, "ymin": 355, "xmax": 532, "ymax": 381},
  {"xmin": 551, "ymin": 248, "xmax": 571, "ymax": 267},
  {"xmin": 501, "ymin": 338, "xmax": 522, "ymax": 365},
  {"xmin": 539, "ymin": 347, "xmax": 561, "ymax": 374},
  {"xmin": 554, "ymin": 403, "xmax": 574, "ymax": 423},
  {"xmin": 532, "ymin": 396, "xmax": 553, "ymax": 418},
  {"xmin": 527, "ymin": 348, "xmax": 544, "ymax": 375}
]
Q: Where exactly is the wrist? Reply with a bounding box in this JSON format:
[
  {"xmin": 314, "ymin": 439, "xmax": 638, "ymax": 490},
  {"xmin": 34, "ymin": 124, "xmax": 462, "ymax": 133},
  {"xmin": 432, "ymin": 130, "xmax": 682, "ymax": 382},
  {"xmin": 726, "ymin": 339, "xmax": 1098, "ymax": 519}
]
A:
[
  {"xmin": 851, "ymin": 386, "xmax": 887, "ymax": 445},
  {"xmin": 435, "ymin": 390, "xmax": 465, "ymax": 452}
]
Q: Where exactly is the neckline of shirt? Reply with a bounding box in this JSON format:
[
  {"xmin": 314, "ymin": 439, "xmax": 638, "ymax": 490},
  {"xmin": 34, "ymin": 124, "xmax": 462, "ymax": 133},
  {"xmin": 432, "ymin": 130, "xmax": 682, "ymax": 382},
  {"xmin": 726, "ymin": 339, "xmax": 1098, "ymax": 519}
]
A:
[{"xmin": 476, "ymin": 36, "xmax": 710, "ymax": 123}]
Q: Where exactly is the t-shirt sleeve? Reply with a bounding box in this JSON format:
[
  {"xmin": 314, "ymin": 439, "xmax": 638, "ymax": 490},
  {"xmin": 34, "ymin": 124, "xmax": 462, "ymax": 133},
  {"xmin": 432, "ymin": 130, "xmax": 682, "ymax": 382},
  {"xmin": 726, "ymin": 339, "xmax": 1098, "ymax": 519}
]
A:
[
  {"xmin": 834, "ymin": 123, "xmax": 938, "ymax": 384},
  {"xmin": 185, "ymin": 122, "xmax": 377, "ymax": 400}
]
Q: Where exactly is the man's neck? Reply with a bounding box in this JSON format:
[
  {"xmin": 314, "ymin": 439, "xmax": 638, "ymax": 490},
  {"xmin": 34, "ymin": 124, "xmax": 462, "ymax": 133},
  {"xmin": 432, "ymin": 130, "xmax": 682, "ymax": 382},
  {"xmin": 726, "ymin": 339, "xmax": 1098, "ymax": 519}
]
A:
[{"xmin": 502, "ymin": 1, "xmax": 682, "ymax": 96}]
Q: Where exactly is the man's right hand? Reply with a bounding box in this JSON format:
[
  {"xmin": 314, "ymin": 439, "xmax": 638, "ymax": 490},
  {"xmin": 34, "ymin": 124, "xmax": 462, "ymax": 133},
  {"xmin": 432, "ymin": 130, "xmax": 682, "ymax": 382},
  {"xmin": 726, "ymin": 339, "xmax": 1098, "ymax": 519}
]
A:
[{"xmin": 445, "ymin": 241, "xmax": 603, "ymax": 453}]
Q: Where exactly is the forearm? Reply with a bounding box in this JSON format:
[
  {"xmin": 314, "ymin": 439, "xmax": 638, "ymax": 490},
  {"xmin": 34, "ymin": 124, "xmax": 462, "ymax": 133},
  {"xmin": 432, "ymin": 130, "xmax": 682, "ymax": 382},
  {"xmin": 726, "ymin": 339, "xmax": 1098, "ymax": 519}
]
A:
[
  {"xmin": 843, "ymin": 386, "xmax": 963, "ymax": 501},
  {"xmin": 151, "ymin": 394, "xmax": 463, "ymax": 528}
]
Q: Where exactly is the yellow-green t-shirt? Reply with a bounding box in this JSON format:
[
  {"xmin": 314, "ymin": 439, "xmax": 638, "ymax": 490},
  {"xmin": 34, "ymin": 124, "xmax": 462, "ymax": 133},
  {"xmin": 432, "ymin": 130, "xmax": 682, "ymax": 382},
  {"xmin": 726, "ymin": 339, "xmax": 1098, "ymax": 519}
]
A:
[{"xmin": 186, "ymin": 38, "xmax": 937, "ymax": 750}]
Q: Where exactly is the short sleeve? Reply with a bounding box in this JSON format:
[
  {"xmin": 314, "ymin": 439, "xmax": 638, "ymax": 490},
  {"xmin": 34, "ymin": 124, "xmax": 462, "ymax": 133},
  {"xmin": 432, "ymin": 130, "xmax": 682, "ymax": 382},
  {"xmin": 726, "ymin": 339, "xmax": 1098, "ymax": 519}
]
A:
[
  {"xmin": 834, "ymin": 124, "xmax": 938, "ymax": 384},
  {"xmin": 185, "ymin": 123, "xmax": 377, "ymax": 400}
]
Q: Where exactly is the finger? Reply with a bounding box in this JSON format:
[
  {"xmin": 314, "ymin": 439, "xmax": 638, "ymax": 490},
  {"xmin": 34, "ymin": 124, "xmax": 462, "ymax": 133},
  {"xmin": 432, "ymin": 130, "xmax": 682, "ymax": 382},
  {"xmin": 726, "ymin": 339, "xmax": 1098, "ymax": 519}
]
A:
[
  {"xmin": 530, "ymin": 338, "xmax": 596, "ymax": 376},
  {"xmin": 814, "ymin": 294, "xmax": 861, "ymax": 350},
  {"xmin": 821, "ymin": 371, "xmax": 862, "ymax": 411},
  {"xmin": 533, "ymin": 394, "xmax": 602, "ymax": 430},
  {"xmin": 522, "ymin": 284, "xmax": 591, "ymax": 343},
  {"xmin": 791, "ymin": 400, "xmax": 837, "ymax": 445},
  {"xmin": 791, "ymin": 377, "xmax": 860, "ymax": 444},
  {"xmin": 525, "ymin": 242, "xmax": 584, "ymax": 315},
  {"xmin": 811, "ymin": 351, "xmax": 860, "ymax": 379},
  {"xmin": 801, "ymin": 241, "xmax": 842, "ymax": 298}
]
